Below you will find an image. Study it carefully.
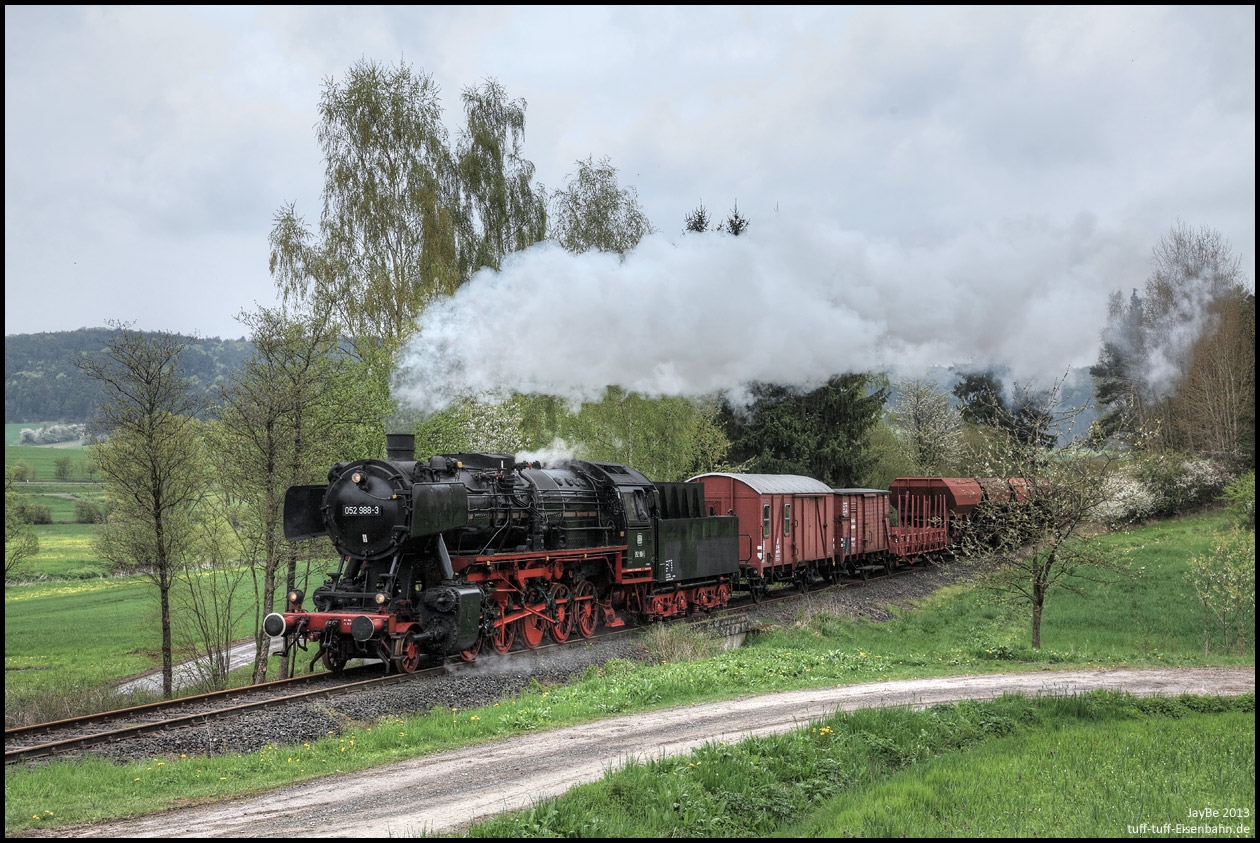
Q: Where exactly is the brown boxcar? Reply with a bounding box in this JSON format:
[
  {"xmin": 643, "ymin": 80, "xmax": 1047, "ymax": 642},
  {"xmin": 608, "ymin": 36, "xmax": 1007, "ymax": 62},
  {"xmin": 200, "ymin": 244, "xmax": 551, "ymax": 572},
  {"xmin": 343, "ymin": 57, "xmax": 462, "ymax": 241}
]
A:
[
  {"xmin": 831, "ymin": 488, "xmax": 892, "ymax": 575},
  {"xmin": 689, "ymin": 473, "xmax": 835, "ymax": 594}
]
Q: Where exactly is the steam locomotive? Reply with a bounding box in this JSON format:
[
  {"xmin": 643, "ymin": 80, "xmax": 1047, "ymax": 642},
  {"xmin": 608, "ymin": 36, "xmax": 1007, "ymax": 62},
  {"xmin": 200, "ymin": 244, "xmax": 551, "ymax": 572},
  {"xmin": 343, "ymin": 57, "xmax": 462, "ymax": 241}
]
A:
[
  {"xmin": 264, "ymin": 434, "xmax": 739, "ymax": 673},
  {"xmin": 263, "ymin": 434, "xmax": 1029, "ymax": 674}
]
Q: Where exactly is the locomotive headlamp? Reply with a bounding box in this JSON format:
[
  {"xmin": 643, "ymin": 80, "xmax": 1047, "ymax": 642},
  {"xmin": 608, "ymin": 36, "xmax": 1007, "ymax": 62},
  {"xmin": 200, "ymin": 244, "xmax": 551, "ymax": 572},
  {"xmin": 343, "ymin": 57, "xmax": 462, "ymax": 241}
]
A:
[
  {"xmin": 287, "ymin": 589, "xmax": 304, "ymax": 607},
  {"xmin": 351, "ymin": 471, "xmax": 364, "ymax": 485},
  {"xmin": 375, "ymin": 591, "xmax": 389, "ymax": 606}
]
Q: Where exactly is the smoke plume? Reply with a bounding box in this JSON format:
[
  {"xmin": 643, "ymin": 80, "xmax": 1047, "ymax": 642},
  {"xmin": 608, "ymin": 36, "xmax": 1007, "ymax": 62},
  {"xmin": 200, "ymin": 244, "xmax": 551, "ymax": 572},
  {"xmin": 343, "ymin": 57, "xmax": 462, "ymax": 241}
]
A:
[{"xmin": 394, "ymin": 214, "xmax": 1137, "ymax": 415}]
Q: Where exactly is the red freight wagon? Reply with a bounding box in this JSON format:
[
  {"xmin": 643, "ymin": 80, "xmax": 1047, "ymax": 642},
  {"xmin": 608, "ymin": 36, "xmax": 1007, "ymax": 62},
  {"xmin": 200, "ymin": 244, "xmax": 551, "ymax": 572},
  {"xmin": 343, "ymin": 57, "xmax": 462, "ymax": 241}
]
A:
[
  {"xmin": 831, "ymin": 488, "xmax": 891, "ymax": 575},
  {"xmin": 689, "ymin": 473, "xmax": 834, "ymax": 594},
  {"xmin": 887, "ymin": 477, "xmax": 981, "ymax": 557}
]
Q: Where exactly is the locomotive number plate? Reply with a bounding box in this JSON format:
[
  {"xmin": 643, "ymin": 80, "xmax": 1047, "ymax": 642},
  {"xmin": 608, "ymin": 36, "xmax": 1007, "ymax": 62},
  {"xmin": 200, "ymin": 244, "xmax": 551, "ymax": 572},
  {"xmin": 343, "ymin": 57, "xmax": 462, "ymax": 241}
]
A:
[{"xmin": 343, "ymin": 505, "xmax": 381, "ymax": 516}]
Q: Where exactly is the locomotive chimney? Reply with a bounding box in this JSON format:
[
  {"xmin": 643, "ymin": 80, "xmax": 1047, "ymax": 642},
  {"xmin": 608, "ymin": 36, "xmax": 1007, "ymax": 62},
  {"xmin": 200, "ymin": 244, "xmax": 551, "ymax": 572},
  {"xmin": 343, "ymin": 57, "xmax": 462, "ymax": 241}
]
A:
[{"xmin": 385, "ymin": 433, "xmax": 416, "ymax": 462}]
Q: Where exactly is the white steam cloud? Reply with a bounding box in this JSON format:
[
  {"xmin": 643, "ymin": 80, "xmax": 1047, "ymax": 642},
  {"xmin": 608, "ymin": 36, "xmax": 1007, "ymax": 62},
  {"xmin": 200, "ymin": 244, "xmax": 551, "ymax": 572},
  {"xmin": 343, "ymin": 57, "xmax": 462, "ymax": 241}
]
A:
[{"xmin": 394, "ymin": 213, "xmax": 1136, "ymax": 415}]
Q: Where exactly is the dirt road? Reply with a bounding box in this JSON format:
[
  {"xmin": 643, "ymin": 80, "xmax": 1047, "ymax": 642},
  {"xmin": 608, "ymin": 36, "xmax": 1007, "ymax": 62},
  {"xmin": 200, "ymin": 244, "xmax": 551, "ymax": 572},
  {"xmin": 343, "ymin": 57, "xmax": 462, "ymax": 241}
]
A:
[{"xmin": 46, "ymin": 666, "xmax": 1254, "ymax": 839}]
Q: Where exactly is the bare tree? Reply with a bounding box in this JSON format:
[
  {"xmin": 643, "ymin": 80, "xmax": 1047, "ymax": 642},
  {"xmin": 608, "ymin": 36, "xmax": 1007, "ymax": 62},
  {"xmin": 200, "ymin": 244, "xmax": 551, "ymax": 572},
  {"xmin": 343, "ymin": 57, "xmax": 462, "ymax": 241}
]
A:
[
  {"xmin": 170, "ymin": 512, "xmax": 253, "ymax": 690},
  {"xmin": 1091, "ymin": 222, "xmax": 1251, "ymax": 457},
  {"xmin": 962, "ymin": 376, "xmax": 1126, "ymax": 649},
  {"xmin": 213, "ymin": 304, "xmax": 370, "ymax": 682},
  {"xmin": 1170, "ymin": 290, "xmax": 1255, "ymax": 465},
  {"xmin": 77, "ymin": 324, "xmax": 208, "ymax": 698},
  {"xmin": 887, "ymin": 377, "xmax": 962, "ymax": 474}
]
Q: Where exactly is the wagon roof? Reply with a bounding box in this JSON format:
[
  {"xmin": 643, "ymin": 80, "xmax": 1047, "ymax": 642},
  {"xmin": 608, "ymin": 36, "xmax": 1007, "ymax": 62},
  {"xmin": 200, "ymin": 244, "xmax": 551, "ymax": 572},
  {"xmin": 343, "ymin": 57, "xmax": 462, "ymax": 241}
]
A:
[{"xmin": 689, "ymin": 473, "xmax": 835, "ymax": 495}]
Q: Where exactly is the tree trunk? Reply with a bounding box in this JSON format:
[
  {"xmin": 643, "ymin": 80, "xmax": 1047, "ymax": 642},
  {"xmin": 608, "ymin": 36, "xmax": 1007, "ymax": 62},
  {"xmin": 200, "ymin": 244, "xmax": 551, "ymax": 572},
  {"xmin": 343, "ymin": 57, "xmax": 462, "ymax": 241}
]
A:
[
  {"xmin": 160, "ymin": 578, "xmax": 174, "ymax": 699},
  {"xmin": 1031, "ymin": 579, "xmax": 1044, "ymax": 650}
]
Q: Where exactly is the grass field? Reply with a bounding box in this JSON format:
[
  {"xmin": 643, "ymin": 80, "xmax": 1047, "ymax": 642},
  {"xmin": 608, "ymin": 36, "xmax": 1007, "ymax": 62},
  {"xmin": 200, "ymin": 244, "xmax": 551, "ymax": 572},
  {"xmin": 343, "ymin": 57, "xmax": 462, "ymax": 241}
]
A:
[
  {"xmin": 6, "ymin": 442, "xmax": 96, "ymax": 483},
  {"xmin": 3, "ymin": 509, "xmax": 1254, "ymax": 835}
]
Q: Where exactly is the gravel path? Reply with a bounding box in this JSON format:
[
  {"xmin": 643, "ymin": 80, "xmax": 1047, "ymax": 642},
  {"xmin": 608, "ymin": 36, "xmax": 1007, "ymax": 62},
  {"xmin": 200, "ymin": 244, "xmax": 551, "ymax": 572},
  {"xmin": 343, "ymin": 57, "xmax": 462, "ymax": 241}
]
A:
[{"xmin": 36, "ymin": 666, "xmax": 1256, "ymax": 839}]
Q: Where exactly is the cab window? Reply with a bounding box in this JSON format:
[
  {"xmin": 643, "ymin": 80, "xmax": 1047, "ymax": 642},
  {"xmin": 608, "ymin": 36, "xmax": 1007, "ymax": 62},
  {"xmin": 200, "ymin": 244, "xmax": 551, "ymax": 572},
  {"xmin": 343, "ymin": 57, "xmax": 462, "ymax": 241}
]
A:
[{"xmin": 622, "ymin": 490, "xmax": 649, "ymax": 525}]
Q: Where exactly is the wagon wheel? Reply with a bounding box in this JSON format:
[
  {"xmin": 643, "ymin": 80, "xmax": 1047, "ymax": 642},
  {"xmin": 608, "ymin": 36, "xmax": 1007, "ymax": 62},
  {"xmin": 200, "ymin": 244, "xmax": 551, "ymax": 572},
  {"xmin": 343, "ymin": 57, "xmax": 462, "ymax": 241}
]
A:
[
  {"xmin": 573, "ymin": 579, "xmax": 598, "ymax": 638},
  {"xmin": 750, "ymin": 576, "xmax": 765, "ymax": 604},
  {"xmin": 717, "ymin": 583, "xmax": 731, "ymax": 608},
  {"xmin": 321, "ymin": 648, "xmax": 347, "ymax": 674},
  {"xmin": 797, "ymin": 574, "xmax": 810, "ymax": 594},
  {"xmin": 398, "ymin": 637, "xmax": 421, "ymax": 674},
  {"xmin": 551, "ymin": 583, "xmax": 574, "ymax": 643},
  {"xmin": 490, "ymin": 618, "xmax": 517, "ymax": 654},
  {"xmin": 520, "ymin": 613, "xmax": 546, "ymax": 649},
  {"xmin": 674, "ymin": 592, "xmax": 688, "ymax": 618},
  {"xmin": 459, "ymin": 636, "xmax": 482, "ymax": 663}
]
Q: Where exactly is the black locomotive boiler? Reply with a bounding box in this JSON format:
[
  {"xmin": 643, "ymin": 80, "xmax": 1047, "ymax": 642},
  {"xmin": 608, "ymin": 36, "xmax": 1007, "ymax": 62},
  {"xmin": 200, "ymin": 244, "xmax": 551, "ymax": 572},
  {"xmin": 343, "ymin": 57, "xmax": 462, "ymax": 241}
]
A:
[{"xmin": 264, "ymin": 434, "xmax": 740, "ymax": 673}]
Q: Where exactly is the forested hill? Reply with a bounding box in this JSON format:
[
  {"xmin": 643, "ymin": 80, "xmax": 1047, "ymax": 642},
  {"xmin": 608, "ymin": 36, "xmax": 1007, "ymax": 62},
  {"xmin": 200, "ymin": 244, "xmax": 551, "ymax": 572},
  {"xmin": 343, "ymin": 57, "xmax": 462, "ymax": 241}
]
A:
[{"xmin": 4, "ymin": 329, "xmax": 251, "ymax": 423}]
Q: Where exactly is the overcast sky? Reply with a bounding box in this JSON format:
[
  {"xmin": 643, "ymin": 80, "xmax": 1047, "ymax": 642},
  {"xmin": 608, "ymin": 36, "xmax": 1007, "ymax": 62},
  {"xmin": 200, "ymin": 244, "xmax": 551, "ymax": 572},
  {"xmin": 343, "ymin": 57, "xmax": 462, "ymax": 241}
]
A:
[{"xmin": 5, "ymin": 6, "xmax": 1254, "ymax": 403}]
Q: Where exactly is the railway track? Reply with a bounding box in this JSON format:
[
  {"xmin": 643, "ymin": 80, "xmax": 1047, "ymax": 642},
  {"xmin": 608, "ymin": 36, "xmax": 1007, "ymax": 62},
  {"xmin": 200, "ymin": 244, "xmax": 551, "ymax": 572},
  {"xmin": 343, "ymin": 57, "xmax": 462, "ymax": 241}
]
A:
[
  {"xmin": 4, "ymin": 624, "xmax": 644, "ymax": 766},
  {"xmin": 5, "ymin": 564, "xmax": 920, "ymax": 766}
]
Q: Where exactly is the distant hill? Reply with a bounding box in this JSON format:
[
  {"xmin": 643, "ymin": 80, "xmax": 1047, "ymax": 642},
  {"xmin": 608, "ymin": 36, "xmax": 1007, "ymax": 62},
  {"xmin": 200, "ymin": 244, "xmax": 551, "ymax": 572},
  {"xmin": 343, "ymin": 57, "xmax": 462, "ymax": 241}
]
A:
[{"xmin": 4, "ymin": 329, "xmax": 251, "ymax": 423}]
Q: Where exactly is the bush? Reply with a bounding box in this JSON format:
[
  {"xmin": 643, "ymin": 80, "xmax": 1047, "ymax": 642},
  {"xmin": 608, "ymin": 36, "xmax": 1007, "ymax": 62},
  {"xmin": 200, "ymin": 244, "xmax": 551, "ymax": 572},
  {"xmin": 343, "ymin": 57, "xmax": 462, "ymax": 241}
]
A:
[
  {"xmin": 1221, "ymin": 471, "xmax": 1255, "ymax": 529},
  {"xmin": 1134, "ymin": 454, "xmax": 1235, "ymax": 519},
  {"xmin": 74, "ymin": 498, "xmax": 105, "ymax": 524},
  {"xmin": 11, "ymin": 498, "xmax": 52, "ymax": 525},
  {"xmin": 1187, "ymin": 528, "xmax": 1256, "ymax": 655},
  {"xmin": 1097, "ymin": 472, "xmax": 1159, "ymax": 528}
]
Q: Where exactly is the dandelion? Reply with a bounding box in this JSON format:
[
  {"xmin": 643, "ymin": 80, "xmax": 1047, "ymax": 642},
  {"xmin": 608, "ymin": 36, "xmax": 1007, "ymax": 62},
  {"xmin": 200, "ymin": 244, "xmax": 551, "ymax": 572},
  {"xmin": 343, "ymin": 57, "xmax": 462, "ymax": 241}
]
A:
[{"xmin": 470, "ymin": 715, "xmax": 480, "ymax": 722}]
